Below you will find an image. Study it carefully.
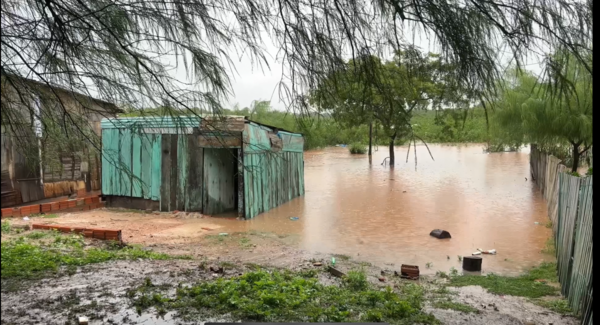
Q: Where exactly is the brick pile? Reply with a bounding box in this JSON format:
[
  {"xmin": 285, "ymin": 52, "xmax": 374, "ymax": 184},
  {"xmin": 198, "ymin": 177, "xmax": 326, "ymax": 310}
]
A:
[
  {"xmin": 1, "ymin": 195, "xmax": 105, "ymax": 219},
  {"xmin": 31, "ymin": 224, "xmax": 122, "ymax": 242}
]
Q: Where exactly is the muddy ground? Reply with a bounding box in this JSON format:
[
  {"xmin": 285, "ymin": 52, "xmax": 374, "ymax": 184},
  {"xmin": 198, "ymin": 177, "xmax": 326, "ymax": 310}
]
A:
[{"xmin": 1, "ymin": 209, "xmax": 578, "ymax": 325}]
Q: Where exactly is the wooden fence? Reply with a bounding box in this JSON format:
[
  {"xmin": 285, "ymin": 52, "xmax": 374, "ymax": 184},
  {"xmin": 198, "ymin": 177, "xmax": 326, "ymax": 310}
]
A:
[{"xmin": 530, "ymin": 144, "xmax": 593, "ymax": 325}]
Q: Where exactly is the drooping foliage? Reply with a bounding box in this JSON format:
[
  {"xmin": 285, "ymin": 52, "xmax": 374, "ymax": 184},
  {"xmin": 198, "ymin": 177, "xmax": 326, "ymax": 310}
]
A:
[{"xmin": 0, "ymin": 0, "xmax": 593, "ymax": 162}]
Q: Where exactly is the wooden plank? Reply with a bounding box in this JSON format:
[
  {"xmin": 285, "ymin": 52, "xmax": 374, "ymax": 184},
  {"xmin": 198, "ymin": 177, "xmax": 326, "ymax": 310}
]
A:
[
  {"xmin": 160, "ymin": 134, "xmax": 171, "ymax": 211},
  {"xmin": 131, "ymin": 132, "xmax": 142, "ymax": 198},
  {"xmin": 237, "ymin": 148, "xmax": 244, "ymax": 218},
  {"xmin": 119, "ymin": 129, "xmax": 132, "ymax": 196},
  {"xmin": 151, "ymin": 134, "xmax": 161, "ymax": 201},
  {"xmin": 169, "ymin": 134, "xmax": 178, "ymax": 210},
  {"xmin": 140, "ymin": 134, "xmax": 152, "ymax": 199},
  {"xmin": 186, "ymin": 136, "xmax": 203, "ymax": 212},
  {"xmin": 177, "ymin": 134, "xmax": 187, "ymax": 211}
]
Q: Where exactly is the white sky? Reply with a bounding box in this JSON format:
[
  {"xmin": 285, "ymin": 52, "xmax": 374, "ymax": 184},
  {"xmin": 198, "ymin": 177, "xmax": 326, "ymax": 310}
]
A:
[{"xmin": 199, "ymin": 31, "xmax": 547, "ymax": 112}]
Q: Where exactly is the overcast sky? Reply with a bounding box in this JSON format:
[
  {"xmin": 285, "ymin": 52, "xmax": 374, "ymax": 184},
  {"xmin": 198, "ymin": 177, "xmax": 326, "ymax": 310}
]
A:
[{"xmin": 199, "ymin": 30, "xmax": 548, "ymax": 112}]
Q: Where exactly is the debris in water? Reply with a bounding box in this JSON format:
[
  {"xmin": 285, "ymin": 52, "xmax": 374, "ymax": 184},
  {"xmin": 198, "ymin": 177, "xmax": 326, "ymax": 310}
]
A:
[
  {"xmin": 463, "ymin": 256, "xmax": 483, "ymax": 271},
  {"xmin": 378, "ymin": 277, "xmax": 386, "ymax": 282},
  {"xmin": 472, "ymin": 251, "xmax": 482, "ymax": 255},
  {"xmin": 219, "ymin": 233, "xmax": 228, "ymax": 236},
  {"xmin": 429, "ymin": 229, "xmax": 451, "ymax": 239},
  {"xmin": 289, "ymin": 217, "xmax": 299, "ymax": 221},
  {"xmin": 313, "ymin": 262, "xmax": 323, "ymax": 267},
  {"xmin": 22, "ymin": 216, "xmax": 29, "ymax": 221},
  {"xmin": 78, "ymin": 316, "xmax": 89, "ymax": 325},
  {"xmin": 331, "ymin": 257, "xmax": 336, "ymax": 265},
  {"xmin": 400, "ymin": 264, "xmax": 420, "ymax": 279},
  {"xmin": 534, "ymin": 221, "xmax": 540, "ymax": 225},
  {"xmin": 477, "ymin": 248, "xmax": 497, "ymax": 255}
]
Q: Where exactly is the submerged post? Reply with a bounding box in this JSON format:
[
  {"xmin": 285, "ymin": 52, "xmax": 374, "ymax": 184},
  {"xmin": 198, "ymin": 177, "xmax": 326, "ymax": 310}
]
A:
[{"xmin": 368, "ymin": 122, "xmax": 373, "ymax": 156}]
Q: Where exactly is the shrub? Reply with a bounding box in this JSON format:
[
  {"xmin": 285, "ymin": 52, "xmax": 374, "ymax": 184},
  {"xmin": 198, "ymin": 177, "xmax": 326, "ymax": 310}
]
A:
[{"xmin": 349, "ymin": 143, "xmax": 367, "ymax": 154}]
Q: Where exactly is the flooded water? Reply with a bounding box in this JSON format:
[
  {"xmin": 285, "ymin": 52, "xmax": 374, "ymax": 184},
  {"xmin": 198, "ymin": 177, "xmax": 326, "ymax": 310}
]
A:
[{"xmin": 218, "ymin": 144, "xmax": 554, "ymax": 275}]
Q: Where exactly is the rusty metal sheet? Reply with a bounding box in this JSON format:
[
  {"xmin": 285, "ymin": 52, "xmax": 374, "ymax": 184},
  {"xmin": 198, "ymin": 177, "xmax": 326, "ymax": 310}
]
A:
[{"xmin": 198, "ymin": 134, "xmax": 242, "ymax": 148}]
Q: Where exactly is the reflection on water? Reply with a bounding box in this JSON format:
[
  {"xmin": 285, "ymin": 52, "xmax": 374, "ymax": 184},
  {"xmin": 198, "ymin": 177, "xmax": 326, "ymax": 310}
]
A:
[{"xmin": 214, "ymin": 144, "xmax": 553, "ymax": 275}]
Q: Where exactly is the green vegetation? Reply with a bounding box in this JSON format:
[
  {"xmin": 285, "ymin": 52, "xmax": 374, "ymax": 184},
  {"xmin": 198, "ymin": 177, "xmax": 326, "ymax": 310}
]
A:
[
  {"xmin": 449, "ymin": 262, "xmax": 559, "ymax": 298},
  {"xmin": 432, "ymin": 300, "xmax": 479, "ymax": 314},
  {"xmin": 534, "ymin": 298, "xmax": 574, "ymax": 316},
  {"xmin": 541, "ymin": 237, "xmax": 556, "ymax": 255},
  {"xmin": 349, "ymin": 143, "xmax": 367, "ymax": 154},
  {"xmin": 131, "ymin": 269, "xmax": 438, "ymax": 324},
  {"xmin": 1, "ymin": 220, "xmax": 10, "ymax": 234},
  {"xmin": 492, "ymin": 53, "xmax": 592, "ymax": 172},
  {"xmin": 411, "ymin": 108, "xmax": 488, "ymax": 143},
  {"xmin": 309, "ymin": 48, "xmax": 471, "ymax": 165},
  {"xmin": 1, "ymin": 231, "xmax": 188, "ymax": 279}
]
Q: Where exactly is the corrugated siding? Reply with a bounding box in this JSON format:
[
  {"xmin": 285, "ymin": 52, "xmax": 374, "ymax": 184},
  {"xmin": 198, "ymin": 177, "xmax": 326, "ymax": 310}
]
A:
[
  {"xmin": 101, "ymin": 129, "xmax": 162, "ymax": 199},
  {"xmin": 531, "ymin": 145, "xmax": 593, "ymax": 325},
  {"xmin": 243, "ymin": 123, "xmax": 304, "ymax": 219}
]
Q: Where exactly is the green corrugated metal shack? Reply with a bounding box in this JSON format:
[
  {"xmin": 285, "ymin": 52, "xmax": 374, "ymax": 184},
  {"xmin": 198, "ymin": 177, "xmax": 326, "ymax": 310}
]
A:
[{"xmin": 100, "ymin": 116, "xmax": 304, "ymax": 219}]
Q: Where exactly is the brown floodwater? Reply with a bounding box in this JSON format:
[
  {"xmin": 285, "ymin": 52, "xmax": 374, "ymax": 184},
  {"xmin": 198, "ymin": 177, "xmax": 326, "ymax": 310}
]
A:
[{"xmin": 215, "ymin": 143, "xmax": 554, "ymax": 275}]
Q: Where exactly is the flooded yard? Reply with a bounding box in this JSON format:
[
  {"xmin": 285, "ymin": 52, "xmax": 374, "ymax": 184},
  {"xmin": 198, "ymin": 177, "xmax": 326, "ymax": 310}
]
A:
[
  {"xmin": 6, "ymin": 144, "xmax": 554, "ymax": 275},
  {"xmin": 216, "ymin": 143, "xmax": 554, "ymax": 275}
]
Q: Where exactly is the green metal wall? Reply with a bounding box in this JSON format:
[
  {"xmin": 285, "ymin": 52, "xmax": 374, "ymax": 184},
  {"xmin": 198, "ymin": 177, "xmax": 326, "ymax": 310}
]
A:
[
  {"xmin": 101, "ymin": 117, "xmax": 305, "ymax": 219},
  {"xmin": 243, "ymin": 123, "xmax": 304, "ymax": 219},
  {"xmin": 101, "ymin": 117, "xmax": 202, "ymax": 211}
]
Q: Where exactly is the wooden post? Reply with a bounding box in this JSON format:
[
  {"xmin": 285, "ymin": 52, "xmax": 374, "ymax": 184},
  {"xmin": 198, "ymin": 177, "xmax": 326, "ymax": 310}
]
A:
[{"xmin": 368, "ymin": 122, "xmax": 373, "ymax": 157}]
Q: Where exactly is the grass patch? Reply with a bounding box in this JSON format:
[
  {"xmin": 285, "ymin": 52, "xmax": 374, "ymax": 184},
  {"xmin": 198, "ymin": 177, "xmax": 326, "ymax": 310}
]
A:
[
  {"xmin": 333, "ymin": 254, "xmax": 351, "ymax": 261},
  {"xmin": 533, "ymin": 298, "xmax": 574, "ymax": 316},
  {"xmin": 130, "ymin": 269, "xmax": 438, "ymax": 324},
  {"xmin": 432, "ymin": 300, "xmax": 479, "ymax": 314},
  {"xmin": 238, "ymin": 237, "xmax": 253, "ymax": 248},
  {"xmin": 449, "ymin": 262, "xmax": 559, "ymax": 298},
  {"xmin": 1, "ymin": 231, "xmax": 187, "ymax": 279},
  {"xmin": 349, "ymin": 143, "xmax": 367, "ymax": 154},
  {"xmin": 542, "ymin": 237, "xmax": 556, "ymax": 255},
  {"xmin": 1, "ymin": 221, "xmax": 11, "ymax": 234}
]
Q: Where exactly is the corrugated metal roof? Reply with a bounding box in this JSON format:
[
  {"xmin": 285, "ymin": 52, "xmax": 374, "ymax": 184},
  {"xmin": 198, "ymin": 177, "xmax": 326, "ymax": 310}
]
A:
[{"xmin": 101, "ymin": 116, "xmax": 201, "ymax": 130}]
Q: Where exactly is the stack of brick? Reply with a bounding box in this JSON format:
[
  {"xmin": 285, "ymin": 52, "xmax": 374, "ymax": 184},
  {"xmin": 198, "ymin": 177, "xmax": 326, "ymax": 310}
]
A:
[
  {"xmin": 1, "ymin": 195, "xmax": 105, "ymax": 219},
  {"xmin": 31, "ymin": 224, "xmax": 122, "ymax": 242}
]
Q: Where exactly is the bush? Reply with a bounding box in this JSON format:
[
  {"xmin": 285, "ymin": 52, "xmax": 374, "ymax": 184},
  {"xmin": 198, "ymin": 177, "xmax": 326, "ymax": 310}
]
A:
[
  {"xmin": 349, "ymin": 143, "xmax": 367, "ymax": 154},
  {"xmin": 130, "ymin": 268, "xmax": 437, "ymax": 323}
]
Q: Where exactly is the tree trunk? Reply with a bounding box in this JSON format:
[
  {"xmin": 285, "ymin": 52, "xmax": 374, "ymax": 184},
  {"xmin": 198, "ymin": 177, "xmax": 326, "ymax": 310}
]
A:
[
  {"xmin": 572, "ymin": 143, "xmax": 581, "ymax": 173},
  {"xmin": 389, "ymin": 137, "xmax": 395, "ymax": 167},
  {"xmin": 368, "ymin": 122, "xmax": 373, "ymax": 157}
]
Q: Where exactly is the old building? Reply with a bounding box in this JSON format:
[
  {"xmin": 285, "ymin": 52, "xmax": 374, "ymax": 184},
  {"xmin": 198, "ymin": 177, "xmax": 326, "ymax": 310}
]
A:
[
  {"xmin": 1, "ymin": 75, "xmax": 121, "ymax": 207},
  {"xmin": 100, "ymin": 115, "xmax": 304, "ymax": 219}
]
